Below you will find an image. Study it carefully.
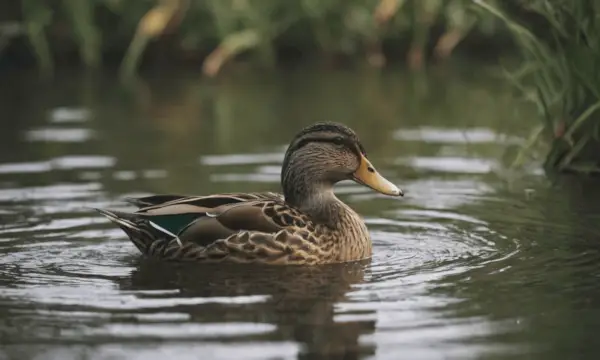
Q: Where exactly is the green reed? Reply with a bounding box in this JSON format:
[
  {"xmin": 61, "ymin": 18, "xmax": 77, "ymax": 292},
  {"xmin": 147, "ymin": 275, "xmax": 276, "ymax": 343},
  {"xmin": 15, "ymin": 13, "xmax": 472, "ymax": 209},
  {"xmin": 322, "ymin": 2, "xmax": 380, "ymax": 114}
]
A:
[
  {"xmin": 21, "ymin": 0, "xmax": 53, "ymax": 75},
  {"xmin": 476, "ymin": 0, "xmax": 600, "ymax": 173},
  {"xmin": 12, "ymin": 0, "xmax": 503, "ymax": 78}
]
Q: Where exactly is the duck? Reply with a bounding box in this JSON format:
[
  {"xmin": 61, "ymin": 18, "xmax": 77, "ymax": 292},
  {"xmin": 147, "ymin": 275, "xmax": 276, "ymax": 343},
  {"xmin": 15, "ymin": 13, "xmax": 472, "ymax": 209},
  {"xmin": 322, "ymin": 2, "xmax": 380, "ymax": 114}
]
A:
[{"xmin": 96, "ymin": 122, "xmax": 403, "ymax": 265}]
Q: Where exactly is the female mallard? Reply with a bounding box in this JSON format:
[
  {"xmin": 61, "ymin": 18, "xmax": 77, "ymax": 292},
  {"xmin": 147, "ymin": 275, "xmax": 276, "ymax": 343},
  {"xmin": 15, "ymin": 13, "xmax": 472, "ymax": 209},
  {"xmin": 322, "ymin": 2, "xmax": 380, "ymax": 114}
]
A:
[{"xmin": 96, "ymin": 122, "xmax": 403, "ymax": 265}]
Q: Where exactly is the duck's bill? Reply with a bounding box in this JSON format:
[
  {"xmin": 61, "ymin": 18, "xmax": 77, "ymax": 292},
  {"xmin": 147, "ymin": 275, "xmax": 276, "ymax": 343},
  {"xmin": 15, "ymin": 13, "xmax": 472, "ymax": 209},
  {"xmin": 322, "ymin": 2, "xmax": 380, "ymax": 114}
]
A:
[{"xmin": 352, "ymin": 154, "xmax": 403, "ymax": 197}]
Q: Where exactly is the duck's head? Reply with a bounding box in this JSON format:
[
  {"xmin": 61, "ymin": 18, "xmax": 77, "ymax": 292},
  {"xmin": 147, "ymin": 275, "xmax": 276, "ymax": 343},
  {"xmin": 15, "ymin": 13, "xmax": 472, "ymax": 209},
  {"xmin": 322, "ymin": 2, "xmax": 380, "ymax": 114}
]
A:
[{"xmin": 281, "ymin": 122, "xmax": 403, "ymax": 206}]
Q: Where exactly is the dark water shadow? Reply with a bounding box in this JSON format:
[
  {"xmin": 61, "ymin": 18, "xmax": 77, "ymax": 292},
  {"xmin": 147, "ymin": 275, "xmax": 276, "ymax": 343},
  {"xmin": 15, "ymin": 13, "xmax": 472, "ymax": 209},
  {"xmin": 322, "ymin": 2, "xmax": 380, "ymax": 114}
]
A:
[{"xmin": 116, "ymin": 259, "xmax": 376, "ymax": 359}]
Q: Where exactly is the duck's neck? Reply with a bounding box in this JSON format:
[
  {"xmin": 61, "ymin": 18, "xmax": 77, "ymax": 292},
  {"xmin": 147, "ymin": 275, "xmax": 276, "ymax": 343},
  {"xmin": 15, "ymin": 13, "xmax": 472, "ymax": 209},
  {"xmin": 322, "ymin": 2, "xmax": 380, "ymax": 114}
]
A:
[
  {"xmin": 297, "ymin": 186, "xmax": 348, "ymax": 226},
  {"xmin": 282, "ymin": 164, "xmax": 352, "ymax": 227}
]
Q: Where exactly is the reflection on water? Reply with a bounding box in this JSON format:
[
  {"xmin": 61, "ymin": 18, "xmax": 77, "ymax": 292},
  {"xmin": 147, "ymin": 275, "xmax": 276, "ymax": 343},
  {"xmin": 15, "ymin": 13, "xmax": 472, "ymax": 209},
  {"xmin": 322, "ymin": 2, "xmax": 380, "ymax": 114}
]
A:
[{"xmin": 1, "ymin": 67, "xmax": 600, "ymax": 360}]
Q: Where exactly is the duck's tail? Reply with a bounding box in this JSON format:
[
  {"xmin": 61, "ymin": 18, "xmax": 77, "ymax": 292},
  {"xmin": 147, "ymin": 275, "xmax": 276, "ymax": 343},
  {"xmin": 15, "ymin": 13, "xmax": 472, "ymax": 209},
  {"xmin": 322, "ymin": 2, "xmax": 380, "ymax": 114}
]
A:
[{"xmin": 95, "ymin": 208, "xmax": 161, "ymax": 255}]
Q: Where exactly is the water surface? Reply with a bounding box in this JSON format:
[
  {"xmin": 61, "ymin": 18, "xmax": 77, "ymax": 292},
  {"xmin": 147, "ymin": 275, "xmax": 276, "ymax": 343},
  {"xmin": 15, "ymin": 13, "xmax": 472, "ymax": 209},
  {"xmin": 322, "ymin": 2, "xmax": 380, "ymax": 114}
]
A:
[{"xmin": 1, "ymin": 67, "xmax": 600, "ymax": 360}]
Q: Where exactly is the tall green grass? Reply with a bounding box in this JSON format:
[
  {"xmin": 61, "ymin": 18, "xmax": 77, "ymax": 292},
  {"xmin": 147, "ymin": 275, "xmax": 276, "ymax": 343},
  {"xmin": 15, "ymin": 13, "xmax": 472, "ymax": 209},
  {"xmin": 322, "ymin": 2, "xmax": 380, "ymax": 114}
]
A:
[
  {"xmin": 8, "ymin": 0, "xmax": 503, "ymax": 78},
  {"xmin": 476, "ymin": 0, "xmax": 600, "ymax": 174}
]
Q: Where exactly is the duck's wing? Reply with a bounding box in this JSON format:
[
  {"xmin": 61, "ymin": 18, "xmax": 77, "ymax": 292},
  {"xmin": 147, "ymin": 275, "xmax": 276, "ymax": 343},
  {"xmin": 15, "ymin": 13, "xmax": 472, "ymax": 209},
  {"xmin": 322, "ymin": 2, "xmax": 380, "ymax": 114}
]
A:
[
  {"xmin": 97, "ymin": 194, "xmax": 320, "ymax": 263},
  {"xmin": 137, "ymin": 198, "xmax": 307, "ymax": 247},
  {"xmin": 171, "ymin": 200, "xmax": 321, "ymax": 264}
]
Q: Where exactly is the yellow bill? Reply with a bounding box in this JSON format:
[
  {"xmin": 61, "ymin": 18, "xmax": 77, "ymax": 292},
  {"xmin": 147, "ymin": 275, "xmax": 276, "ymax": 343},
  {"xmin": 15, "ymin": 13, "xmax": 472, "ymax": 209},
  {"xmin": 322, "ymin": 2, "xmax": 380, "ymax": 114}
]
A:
[{"xmin": 352, "ymin": 154, "xmax": 403, "ymax": 196}]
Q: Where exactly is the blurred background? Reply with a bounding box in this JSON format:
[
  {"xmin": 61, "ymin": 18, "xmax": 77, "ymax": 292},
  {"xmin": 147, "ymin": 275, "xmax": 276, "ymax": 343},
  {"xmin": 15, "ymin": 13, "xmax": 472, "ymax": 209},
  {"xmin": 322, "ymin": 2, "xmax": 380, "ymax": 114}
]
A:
[
  {"xmin": 2, "ymin": 1, "xmax": 600, "ymax": 360},
  {"xmin": 2, "ymin": 0, "xmax": 598, "ymax": 172}
]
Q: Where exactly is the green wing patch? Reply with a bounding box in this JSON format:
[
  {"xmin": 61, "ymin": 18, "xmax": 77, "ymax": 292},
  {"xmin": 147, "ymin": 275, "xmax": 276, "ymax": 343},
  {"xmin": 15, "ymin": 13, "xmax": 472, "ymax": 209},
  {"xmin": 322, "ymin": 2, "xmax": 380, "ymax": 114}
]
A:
[{"xmin": 143, "ymin": 213, "xmax": 204, "ymax": 236}]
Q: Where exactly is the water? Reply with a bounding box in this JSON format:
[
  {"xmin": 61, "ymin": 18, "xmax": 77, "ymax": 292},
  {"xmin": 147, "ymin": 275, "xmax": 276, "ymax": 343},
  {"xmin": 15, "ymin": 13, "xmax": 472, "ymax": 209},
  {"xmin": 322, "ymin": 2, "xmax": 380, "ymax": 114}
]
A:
[{"xmin": 1, "ymin": 66, "xmax": 600, "ymax": 360}]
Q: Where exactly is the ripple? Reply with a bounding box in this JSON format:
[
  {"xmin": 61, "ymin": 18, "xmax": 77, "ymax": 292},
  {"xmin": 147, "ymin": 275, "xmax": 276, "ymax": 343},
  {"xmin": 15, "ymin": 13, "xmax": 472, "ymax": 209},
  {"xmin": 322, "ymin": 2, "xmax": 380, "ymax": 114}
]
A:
[
  {"xmin": 0, "ymin": 183, "xmax": 102, "ymax": 201},
  {"xmin": 394, "ymin": 126, "xmax": 523, "ymax": 145},
  {"xmin": 51, "ymin": 155, "xmax": 116, "ymax": 169},
  {"xmin": 48, "ymin": 107, "xmax": 91, "ymax": 123},
  {"xmin": 77, "ymin": 322, "xmax": 277, "ymax": 339},
  {"xmin": 396, "ymin": 156, "xmax": 498, "ymax": 174},
  {"xmin": 113, "ymin": 170, "xmax": 137, "ymax": 181},
  {"xmin": 143, "ymin": 169, "xmax": 168, "ymax": 178},
  {"xmin": 0, "ymin": 156, "xmax": 115, "ymax": 175},
  {"xmin": 0, "ymin": 161, "xmax": 52, "ymax": 174},
  {"xmin": 397, "ymin": 209, "xmax": 487, "ymax": 225},
  {"xmin": 2, "ymin": 218, "xmax": 95, "ymax": 235},
  {"xmin": 6, "ymin": 342, "xmax": 301, "ymax": 360},
  {"xmin": 200, "ymin": 152, "xmax": 284, "ymax": 166},
  {"xmin": 355, "ymin": 199, "xmax": 515, "ymax": 317},
  {"xmin": 210, "ymin": 173, "xmax": 279, "ymax": 183},
  {"xmin": 359, "ymin": 318, "xmax": 524, "ymax": 359},
  {"xmin": 25, "ymin": 127, "xmax": 94, "ymax": 142},
  {"xmin": 402, "ymin": 179, "xmax": 495, "ymax": 210}
]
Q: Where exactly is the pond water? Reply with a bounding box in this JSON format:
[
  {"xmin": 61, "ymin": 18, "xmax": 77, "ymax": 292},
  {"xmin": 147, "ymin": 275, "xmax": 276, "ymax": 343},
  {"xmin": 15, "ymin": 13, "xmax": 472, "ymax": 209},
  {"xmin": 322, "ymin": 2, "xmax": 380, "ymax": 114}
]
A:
[{"xmin": 1, "ymin": 66, "xmax": 600, "ymax": 360}]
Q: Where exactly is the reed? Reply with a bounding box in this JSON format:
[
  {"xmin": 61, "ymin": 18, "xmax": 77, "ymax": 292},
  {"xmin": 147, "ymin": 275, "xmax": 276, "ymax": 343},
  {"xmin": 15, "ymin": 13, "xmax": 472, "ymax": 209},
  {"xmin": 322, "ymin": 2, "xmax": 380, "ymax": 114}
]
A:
[
  {"xmin": 21, "ymin": 0, "xmax": 53, "ymax": 75},
  {"xmin": 10, "ymin": 0, "xmax": 504, "ymax": 78},
  {"xmin": 476, "ymin": 0, "xmax": 600, "ymax": 173}
]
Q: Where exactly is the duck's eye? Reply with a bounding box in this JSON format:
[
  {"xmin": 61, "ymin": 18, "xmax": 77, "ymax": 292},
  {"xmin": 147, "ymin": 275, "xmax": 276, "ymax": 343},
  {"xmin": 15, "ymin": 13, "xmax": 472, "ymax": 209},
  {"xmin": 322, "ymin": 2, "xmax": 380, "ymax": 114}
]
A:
[{"xmin": 332, "ymin": 137, "xmax": 344, "ymax": 146}]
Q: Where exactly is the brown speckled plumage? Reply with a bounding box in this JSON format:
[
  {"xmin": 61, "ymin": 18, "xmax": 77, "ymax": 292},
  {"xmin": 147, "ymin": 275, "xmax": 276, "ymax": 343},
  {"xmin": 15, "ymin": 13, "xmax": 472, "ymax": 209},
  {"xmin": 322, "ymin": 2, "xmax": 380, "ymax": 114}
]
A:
[{"xmin": 95, "ymin": 122, "xmax": 402, "ymax": 265}]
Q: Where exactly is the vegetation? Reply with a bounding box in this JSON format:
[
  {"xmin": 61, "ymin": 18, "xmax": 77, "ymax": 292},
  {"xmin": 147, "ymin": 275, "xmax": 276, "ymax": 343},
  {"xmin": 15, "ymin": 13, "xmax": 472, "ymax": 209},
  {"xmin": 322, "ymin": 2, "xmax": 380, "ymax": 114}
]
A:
[
  {"xmin": 476, "ymin": 0, "xmax": 600, "ymax": 174},
  {"xmin": 3, "ymin": 0, "xmax": 505, "ymax": 78}
]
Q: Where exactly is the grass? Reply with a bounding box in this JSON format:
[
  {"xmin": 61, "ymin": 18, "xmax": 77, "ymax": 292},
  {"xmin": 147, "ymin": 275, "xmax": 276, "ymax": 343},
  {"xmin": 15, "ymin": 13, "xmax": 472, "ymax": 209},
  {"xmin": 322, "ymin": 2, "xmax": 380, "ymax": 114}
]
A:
[
  {"xmin": 6, "ymin": 0, "xmax": 505, "ymax": 79},
  {"xmin": 475, "ymin": 0, "xmax": 600, "ymax": 174}
]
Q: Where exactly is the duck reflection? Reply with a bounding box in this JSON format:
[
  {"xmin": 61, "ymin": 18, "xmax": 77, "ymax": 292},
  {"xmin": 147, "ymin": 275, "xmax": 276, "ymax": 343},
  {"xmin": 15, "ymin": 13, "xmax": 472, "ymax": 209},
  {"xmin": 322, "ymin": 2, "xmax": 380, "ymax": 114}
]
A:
[{"xmin": 118, "ymin": 259, "xmax": 376, "ymax": 359}]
